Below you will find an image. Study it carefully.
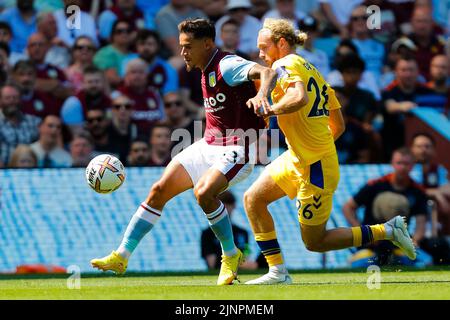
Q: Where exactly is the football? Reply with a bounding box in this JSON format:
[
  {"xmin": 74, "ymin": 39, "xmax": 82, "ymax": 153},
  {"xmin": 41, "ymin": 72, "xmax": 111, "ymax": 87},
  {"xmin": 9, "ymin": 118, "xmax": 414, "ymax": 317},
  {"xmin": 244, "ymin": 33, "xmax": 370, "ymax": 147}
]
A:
[{"xmin": 85, "ymin": 154, "xmax": 125, "ymax": 194}]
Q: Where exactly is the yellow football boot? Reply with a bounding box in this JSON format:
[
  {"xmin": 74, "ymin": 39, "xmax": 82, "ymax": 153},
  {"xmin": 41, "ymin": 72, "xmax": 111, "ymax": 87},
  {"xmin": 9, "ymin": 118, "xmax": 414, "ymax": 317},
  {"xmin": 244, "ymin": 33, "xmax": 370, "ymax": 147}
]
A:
[
  {"xmin": 217, "ymin": 249, "xmax": 244, "ymax": 285},
  {"xmin": 90, "ymin": 251, "xmax": 128, "ymax": 275}
]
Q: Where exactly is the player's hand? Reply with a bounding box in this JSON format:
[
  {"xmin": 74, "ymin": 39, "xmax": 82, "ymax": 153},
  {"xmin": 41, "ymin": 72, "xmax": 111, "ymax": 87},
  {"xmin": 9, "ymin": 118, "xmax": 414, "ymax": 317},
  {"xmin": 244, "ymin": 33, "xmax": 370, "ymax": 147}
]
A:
[{"xmin": 246, "ymin": 94, "xmax": 273, "ymax": 117}]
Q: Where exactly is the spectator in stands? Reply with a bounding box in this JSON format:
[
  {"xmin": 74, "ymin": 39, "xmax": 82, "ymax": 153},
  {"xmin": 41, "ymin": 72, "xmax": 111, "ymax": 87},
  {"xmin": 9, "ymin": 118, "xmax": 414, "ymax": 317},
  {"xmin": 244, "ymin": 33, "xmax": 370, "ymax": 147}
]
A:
[
  {"xmin": 109, "ymin": 94, "xmax": 138, "ymax": 163},
  {"xmin": 0, "ymin": 42, "xmax": 10, "ymax": 86},
  {"xmin": 94, "ymin": 19, "xmax": 136, "ymax": 89},
  {"xmin": 381, "ymin": 56, "xmax": 437, "ymax": 160},
  {"xmin": 69, "ymin": 131, "xmax": 96, "ymax": 167},
  {"xmin": 333, "ymin": 53, "xmax": 381, "ymax": 163},
  {"xmin": 319, "ymin": 0, "xmax": 363, "ymax": 38},
  {"xmin": 363, "ymin": 0, "xmax": 397, "ymax": 45},
  {"xmin": 155, "ymin": 0, "xmax": 207, "ymax": 63},
  {"xmin": 64, "ymin": 36, "xmax": 97, "ymax": 92},
  {"xmin": 98, "ymin": 0, "xmax": 146, "ymax": 44},
  {"xmin": 0, "ymin": 84, "xmax": 40, "ymax": 165},
  {"xmin": 343, "ymin": 147, "xmax": 429, "ymax": 267},
  {"xmin": 147, "ymin": 124, "xmax": 172, "ymax": 166},
  {"xmin": 61, "ymin": 65, "xmax": 111, "ymax": 130},
  {"xmin": 116, "ymin": 58, "xmax": 165, "ymax": 137},
  {"xmin": 121, "ymin": 29, "xmax": 179, "ymax": 96},
  {"xmin": 218, "ymin": 19, "xmax": 251, "ymax": 60},
  {"xmin": 53, "ymin": 0, "xmax": 98, "ymax": 48},
  {"xmin": 178, "ymin": 67, "xmax": 203, "ymax": 119},
  {"xmin": 36, "ymin": 12, "xmax": 70, "ymax": 69},
  {"xmin": 215, "ymin": 0, "xmax": 262, "ymax": 61},
  {"xmin": 0, "ymin": 21, "xmax": 25, "ymax": 66},
  {"xmin": 327, "ymin": 39, "xmax": 381, "ymax": 101},
  {"xmin": 84, "ymin": 108, "xmax": 119, "ymax": 158},
  {"xmin": 249, "ymin": 0, "xmax": 271, "ymax": 20},
  {"xmin": 0, "ymin": 0, "xmax": 37, "ymax": 55},
  {"xmin": 127, "ymin": 138, "xmax": 150, "ymax": 167},
  {"xmin": 349, "ymin": 5, "xmax": 385, "ymax": 81},
  {"xmin": 26, "ymin": 33, "xmax": 75, "ymax": 101},
  {"xmin": 426, "ymin": 54, "xmax": 449, "ymax": 111},
  {"xmin": 262, "ymin": 0, "xmax": 306, "ymax": 27},
  {"xmin": 410, "ymin": 133, "xmax": 441, "ymax": 190},
  {"xmin": 296, "ymin": 15, "xmax": 330, "ymax": 76},
  {"xmin": 30, "ymin": 115, "xmax": 72, "ymax": 168},
  {"xmin": 161, "ymin": 91, "xmax": 197, "ymax": 152},
  {"xmin": 406, "ymin": 5, "xmax": 445, "ymax": 80},
  {"xmin": 7, "ymin": 144, "xmax": 37, "ymax": 168},
  {"xmin": 200, "ymin": 190, "xmax": 269, "ymax": 270},
  {"xmin": 381, "ymin": 37, "xmax": 419, "ymax": 90},
  {"xmin": 12, "ymin": 60, "xmax": 62, "ymax": 120},
  {"xmin": 200, "ymin": 190, "xmax": 250, "ymax": 269},
  {"xmin": 194, "ymin": 0, "xmax": 227, "ymax": 23}
]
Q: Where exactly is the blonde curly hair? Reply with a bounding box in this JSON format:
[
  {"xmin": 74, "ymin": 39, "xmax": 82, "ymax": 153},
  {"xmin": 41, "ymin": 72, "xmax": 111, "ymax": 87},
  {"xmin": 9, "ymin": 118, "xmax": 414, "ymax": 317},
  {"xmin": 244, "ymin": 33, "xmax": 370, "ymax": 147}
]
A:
[{"xmin": 262, "ymin": 18, "xmax": 308, "ymax": 47}]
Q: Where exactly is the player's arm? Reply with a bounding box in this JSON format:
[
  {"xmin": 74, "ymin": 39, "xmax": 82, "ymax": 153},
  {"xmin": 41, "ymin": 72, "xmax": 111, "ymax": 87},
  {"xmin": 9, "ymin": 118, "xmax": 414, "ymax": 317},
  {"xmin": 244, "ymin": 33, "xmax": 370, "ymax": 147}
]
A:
[
  {"xmin": 246, "ymin": 64, "xmax": 277, "ymax": 116},
  {"xmin": 329, "ymin": 108, "xmax": 345, "ymax": 141},
  {"xmin": 266, "ymin": 81, "xmax": 309, "ymax": 116},
  {"xmin": 413, "ymin": 214, "xmax": 426, "ymax": 246}
]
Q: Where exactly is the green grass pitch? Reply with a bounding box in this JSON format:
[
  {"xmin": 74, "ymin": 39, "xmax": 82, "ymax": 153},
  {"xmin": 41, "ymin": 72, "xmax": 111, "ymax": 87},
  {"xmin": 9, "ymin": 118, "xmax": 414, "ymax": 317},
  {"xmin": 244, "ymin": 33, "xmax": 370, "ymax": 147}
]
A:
[{"xmin": 1, "ymin": 268, "xmax": 449, "ymax": 300}]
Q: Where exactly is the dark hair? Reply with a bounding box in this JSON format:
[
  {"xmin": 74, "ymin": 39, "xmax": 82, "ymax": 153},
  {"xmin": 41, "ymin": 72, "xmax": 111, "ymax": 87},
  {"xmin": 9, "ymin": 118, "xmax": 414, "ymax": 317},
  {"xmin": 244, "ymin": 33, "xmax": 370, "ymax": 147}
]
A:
[
  {"xmin": 221, "ymin": 18, "xmax": 240, "ymax": 30},
  {"xmin": 392, "ymin": 147, "xmax": 414, "ymax": 159},
  {"xmin": 337, "ymin": 52, "xmax": 365, "ymax": 73},
  {"xmin": 72, "ymin": 130, "xmax": 94, "ymax": 146},
  {"xmin": 136, "ymin": 29, "xmax": 160, "ymax": 45},
  {"xmin": 83, "ymin": 65, "xmax": 102, "ymax": 75},
  {"xmin": 111, "ymin": 19, "xmax": 131, "ymax": 41},
  {"xmin": 0, "ymin": 21, "xmax": 12, "ymax": 34},
  {"xmin": 218, "ymin": 191, "xmax": 236, "ymax": 205},
  {"xmin": 73, "ymin": 35, "xmax": 96, "ymax": 48},
  {"xmin": 13, "ymin": 59, "xmax": 36, "ymax": 73},
  {"xmin": 178, "ymin": 18, "xmax": 216, "ymax": 41},
  {"xmin": 0, "ymin": 41, "xmax": 10, "ymax": 57},
  {"xmin": 396, "ymin": 54, "xmax": 417, "ymax": 66},
  {"xmin": 412, "ymin": 132, "xmax": 436, "ymax": 146},
  {"xmin": 336, "ymin": 39, "xmax": 358, "ymax": 54},
  {"xmin": 149, "ymin": 123, "xmax": 172, "ymax": 137}
]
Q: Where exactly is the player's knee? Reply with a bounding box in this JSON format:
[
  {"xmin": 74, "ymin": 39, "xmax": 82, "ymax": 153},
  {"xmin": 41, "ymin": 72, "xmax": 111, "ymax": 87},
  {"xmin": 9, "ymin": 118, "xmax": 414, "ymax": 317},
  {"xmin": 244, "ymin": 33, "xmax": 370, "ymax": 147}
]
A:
[
  {"xmin": 193, "ymin": 184, "xmax": 212, "ymax": 207},
  {"xmin": 244, "ymin": 189, "xmax": 257, "ymax": 212},
  {"xmin": 303, "ymin": 238, "xmax": 326, "ymax": 253},
  {"xmin": 147, "ymin": 181, "xmax": 167, "ymax": 208}
]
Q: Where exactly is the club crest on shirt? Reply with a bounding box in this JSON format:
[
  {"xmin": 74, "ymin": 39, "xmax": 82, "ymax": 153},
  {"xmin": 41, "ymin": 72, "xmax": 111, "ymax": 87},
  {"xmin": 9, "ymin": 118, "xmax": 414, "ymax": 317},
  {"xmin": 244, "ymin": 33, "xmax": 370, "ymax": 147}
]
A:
[
  {"xmin": 153, "ymin": 73, "xmax": 163, "ymax": 85},
  {"xmin": 147, "ymin": 98, "xmax": 156, "ymax": 109},
  {"xmin": 34, "ymin": 100, "xmax": 44, "ymax": 111},
  {"xmin": 208, "ymin": 71, "xmax": 216, "ymax": 87},
  {"xmin": 47, "ymin": 69, "xmax": 58, "ymax": 78}
]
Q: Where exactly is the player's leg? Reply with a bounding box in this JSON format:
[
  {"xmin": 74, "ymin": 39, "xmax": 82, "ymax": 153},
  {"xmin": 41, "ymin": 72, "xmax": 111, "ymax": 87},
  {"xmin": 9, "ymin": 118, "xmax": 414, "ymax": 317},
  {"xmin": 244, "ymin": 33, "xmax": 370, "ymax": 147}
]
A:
[
  {"xmin": 244, "ymin": 151, "xmax": 297, "ymax": 285},
  {"xmin": 244, "ymin": 169, "xmax": 293, "ymax": 285},
  {"xmin": 91, "ymin": 159, "xmax": 193, "ymax": 273},
  {"xmin": 299, "ymin": 154, "xmax": 416, "ymax": 259}
]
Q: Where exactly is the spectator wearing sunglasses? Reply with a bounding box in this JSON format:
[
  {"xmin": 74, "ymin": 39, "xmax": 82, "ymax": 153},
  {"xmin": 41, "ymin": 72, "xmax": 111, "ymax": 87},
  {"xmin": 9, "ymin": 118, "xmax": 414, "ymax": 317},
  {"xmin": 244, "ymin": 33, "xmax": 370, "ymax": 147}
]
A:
[
  {"xmin": 84, "ymin": 108, "xmax": 119, "ymax": 158},
  {"xmin": 349, "ymin": 5, "xmax": 385, "ymax": 82},
  {"xmin": 61, "ymin": 65, "xmax": 111, "ymax": 132},
  {"xmin": 116, "ymin": 58, "xmax": 165, "ymax": 137},
  {"xmin": 93, "ymin": 19, "xmax": 136, "ymax": 89},
  {"xmin": 65, "ymin": 36, "xmax": 97, "ymax": 92},
  {"xmin": 161, "ymin": 91, "xmax": 197, "ymax": 151},
  {"xmin": 108, "ymin": 95, "xmax": 138, "ymax": 163},
  {"xmin": 98, "ymin": 0, "xmax": 147, "ymax": 44}
]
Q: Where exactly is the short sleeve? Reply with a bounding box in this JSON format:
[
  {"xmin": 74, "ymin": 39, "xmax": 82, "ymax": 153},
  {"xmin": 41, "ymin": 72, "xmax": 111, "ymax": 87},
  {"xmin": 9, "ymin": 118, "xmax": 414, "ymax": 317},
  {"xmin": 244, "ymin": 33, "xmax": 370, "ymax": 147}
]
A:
[
  {"xmin": 328, "ymin": 87, "xmax": 342, "ymax": 110},
  {"xmin": 219, "ymin": 55, "xmax": 257, "ymax": 87}
]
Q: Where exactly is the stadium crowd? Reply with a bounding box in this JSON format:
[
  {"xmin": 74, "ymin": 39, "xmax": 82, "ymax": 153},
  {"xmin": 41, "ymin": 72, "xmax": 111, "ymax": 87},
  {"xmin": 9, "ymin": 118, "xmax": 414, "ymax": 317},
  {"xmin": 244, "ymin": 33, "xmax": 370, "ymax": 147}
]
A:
[{"xmin": 0, "ymin": 0, "xmax": 449, "ymax": 266}]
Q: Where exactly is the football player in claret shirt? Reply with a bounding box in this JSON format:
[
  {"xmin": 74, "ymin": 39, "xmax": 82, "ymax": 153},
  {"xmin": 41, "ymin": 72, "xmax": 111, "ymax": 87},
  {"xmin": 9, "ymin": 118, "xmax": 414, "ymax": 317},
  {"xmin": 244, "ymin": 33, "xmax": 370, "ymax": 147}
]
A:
[
  {"xmin": 243, "ymin": 18, "xmax": 417, "ymax": 285},
  {"xmin": 91, "ymin": 18, "xmax": 277, "ymax": 285}
]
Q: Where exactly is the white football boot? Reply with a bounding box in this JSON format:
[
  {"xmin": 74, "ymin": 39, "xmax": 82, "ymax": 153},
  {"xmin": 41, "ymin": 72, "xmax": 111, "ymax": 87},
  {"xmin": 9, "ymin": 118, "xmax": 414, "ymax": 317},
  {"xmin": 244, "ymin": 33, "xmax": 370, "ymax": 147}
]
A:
[
  {"xmin": 245, "ymin": 270, "xmax": 292, "ymax": 285},
  {"xmin": 386, "ymin": 215, "xmax": 416, "ymax": 260}
]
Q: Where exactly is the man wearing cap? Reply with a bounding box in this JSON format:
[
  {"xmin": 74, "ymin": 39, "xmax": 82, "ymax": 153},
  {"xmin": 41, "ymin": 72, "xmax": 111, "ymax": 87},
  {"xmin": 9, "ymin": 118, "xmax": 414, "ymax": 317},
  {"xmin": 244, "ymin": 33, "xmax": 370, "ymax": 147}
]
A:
[{"xmin": 214, "ymin": 0, "xmax": 262, "ymax": 60}]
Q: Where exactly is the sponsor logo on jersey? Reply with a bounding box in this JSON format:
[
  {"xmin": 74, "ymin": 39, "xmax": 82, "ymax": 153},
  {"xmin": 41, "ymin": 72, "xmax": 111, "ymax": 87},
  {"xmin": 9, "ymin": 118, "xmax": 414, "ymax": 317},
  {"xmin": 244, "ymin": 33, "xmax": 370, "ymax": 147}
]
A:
[{"xmin": 208, "ymin": 71, "xmax": 216, "ymax": 87}]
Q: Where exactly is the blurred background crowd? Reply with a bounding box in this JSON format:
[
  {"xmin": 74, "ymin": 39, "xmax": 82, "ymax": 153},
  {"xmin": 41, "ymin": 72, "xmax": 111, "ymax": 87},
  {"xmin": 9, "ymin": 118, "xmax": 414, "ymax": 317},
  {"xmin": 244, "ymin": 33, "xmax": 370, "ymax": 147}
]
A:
[{"xmin": 0, "ymin": 0, "xmax": 449, "ymax": 267}]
